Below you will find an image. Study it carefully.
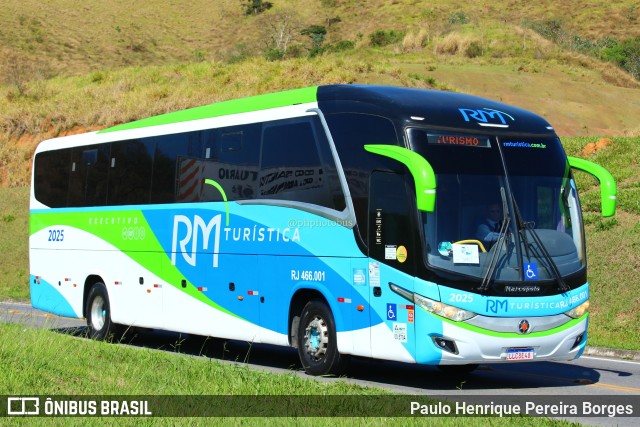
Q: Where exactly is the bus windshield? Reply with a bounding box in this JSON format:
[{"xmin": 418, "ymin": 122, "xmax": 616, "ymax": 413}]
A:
[{"xmin": 408, "ymin": 128, "xmax": 586, "ymax": 289}]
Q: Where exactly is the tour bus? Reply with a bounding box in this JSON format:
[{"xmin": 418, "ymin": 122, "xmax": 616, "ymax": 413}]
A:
[{"xmin": 30, "ymin": 85, "xmax": 616, "ymax": 375}]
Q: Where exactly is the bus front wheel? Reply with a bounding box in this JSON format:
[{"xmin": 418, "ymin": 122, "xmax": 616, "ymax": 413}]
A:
[
  {"xmin": 86, "ymin": 282, "xmax": 122, "ymax": 341},
  {"xmin": 297, "ymin": 300, "xmax": 347, "ymax": 376}
]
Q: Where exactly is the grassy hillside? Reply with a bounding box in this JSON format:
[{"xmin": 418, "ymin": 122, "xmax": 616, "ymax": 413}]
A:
[
  {"xmin": 2, "ymin": 0, "xmax": 639, "ymax": 75},
  {"xmin": 562, "ymin": 137, "xmax": 640, "ymax": 350},
  {"xmin": 2, "ymin": 1, "xmax": 640, "ymax": 189},
  {"xmin": 0, "ymin": 0, "xmax": 638, "ymax": 352},
  {"xmin": 0, "ymin": 187, "xmax": 29, "ymax": 300},
  {"xmin": 1, "ymin": 53, "xmax": 639, "ymax": 187}
]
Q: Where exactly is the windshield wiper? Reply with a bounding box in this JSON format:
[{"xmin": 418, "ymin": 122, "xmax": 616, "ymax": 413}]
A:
[
  {"xmin": 479, "ymin": 187, "xmax": 510, "ymax": 292},
  {"xmin": 512, "ymin": 199, "xmax": 570, "ymax": 292}
]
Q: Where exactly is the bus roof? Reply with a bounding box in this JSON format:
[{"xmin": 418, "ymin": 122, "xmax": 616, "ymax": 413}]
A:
[
  {"xmin": 316, "ymin": 85, "xmax": 555, "ymax": 134},
  {"xmin": 99, "ymin": 84, "xmax": 554, "ymax": 135},
  {"xmin": 99, "ymin": 86, "xmax": 319, "ymax": 134}
]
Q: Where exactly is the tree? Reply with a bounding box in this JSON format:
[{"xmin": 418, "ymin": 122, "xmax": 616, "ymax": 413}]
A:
[
  {"xmin": 1, "ymin": 52, "xmax": 33, "ymax": 97},
  {"xmin": 242, "ymin": 0, "xmax": 273, "ymax": 16},
  {"xmin": 601, "ymin": 37, "xmax": 640, "ymax": 79},
  {"xmin": 301, "ymin": 25, "xmax": 327, "ymax": 49},
  {"xmin": 260, "ymin": 9, "xmax": 302, "ymax": 60}
]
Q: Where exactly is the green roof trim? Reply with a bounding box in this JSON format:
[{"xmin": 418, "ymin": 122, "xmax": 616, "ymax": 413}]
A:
[{"xmin": 98, "ymin": 86, "xmax": 319, "ymax": 134}]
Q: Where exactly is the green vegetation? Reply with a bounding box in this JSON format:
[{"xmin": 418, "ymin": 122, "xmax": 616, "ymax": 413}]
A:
[
  {"xmin": 600, "ymin": 37, "xmax": 640, "ymax": 79},
  {"xmin": 0, "ymin": 322, "xmax": 580, "ymax": 425},
  {"xmin": 2, "ymin": 0, "xmax": 640, "ymax": 181},
  {"xmin": 562, "ymin": 137, "xmax": 640, "ymax": 350},
  {"xmin": 369, "ymin": 30, "xmax": 405, "ymax": 47},
  {"xmin": 0, "ymin": 187, "xmax": 29, "ymax": 301},
  {"xmin": 0, "ymin": 2, "xmax": 637, "ymax": 424},
  {"xmin": 522, "ymin": 18, "xmax": 640, "ymax": 79}
]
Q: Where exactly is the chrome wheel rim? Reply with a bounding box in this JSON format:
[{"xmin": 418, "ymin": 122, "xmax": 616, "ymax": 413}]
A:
[
  {"xmin": 304, "ymin": 316, "xmax": 329, "ymax": 360},
  {"xmin": 90, "ymin": 295, "xmax": 106, "ymax": 331}
]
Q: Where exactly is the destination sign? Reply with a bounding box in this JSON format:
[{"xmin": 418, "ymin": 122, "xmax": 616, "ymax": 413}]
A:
[{"xmin": 427, "ymin": 134, "xmax": 492, "ymax": 148}]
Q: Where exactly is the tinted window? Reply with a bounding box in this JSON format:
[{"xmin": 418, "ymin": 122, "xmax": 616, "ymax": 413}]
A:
[
  {"xmin": 108, "ymin": 139, "xmax": 155, "ymax": 205},
  {"xmin": 34, "ymin": 149, "xmax": 70, "ymax": 207},
  {"xmin": 152, "ymin": 131, "xmax": 205, "ymax": 203},
  {"xmin": 201, "ymin": 124, "xmax": 261, "ymax": 202},
  {"xmin": 67, "ymin": 147, "xmax": 87, "ymax": 207},
  {"xmin": 368, "ymin": 172, "xmax": 416, "ymax": 275},
  {"xmin": 325, "ymin": 113, "xmax": 400, "ymax": 234},
  {"xmin": 33, "ymin": 117, "xmax": 348, "ymax": 210},
  {"xmin": 84, "ymin": 145, "xmax": 110, "ymax": 206},
  {"xmin": 315, "ymin": 122, "xmax": 346, "ymax": 211},
  {"xmin": 67, "ymin": 144, "xmax": 110, "ymax": 207},
  {"xmin": 259, "ymin": 118, "xmax": 333, "ymax": 208}
]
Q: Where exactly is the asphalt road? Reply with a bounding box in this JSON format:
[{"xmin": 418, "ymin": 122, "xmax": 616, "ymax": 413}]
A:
[{"xmin": 2, "ymin": 301, "xmax": 639, "ymax": 426}]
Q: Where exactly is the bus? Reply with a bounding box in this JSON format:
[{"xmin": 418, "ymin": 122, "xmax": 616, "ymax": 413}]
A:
[{"xmin": 30, "ymin": 85, "xmax": 616, "ymax": 375}]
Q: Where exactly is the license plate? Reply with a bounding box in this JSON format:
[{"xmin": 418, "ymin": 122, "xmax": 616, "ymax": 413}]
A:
[{"xmin": 506, "ymin": 348, "xmax": 534, "ymax": 361}]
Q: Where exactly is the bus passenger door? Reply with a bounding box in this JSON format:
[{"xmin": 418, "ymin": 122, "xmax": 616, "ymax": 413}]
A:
[{"xmin": 367, "ymin": 172, "xmax": 417, "ymax": 362}]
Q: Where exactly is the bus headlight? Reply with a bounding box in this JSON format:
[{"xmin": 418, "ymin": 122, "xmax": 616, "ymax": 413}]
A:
[
  {"xmin": 413, "ymin": 293, "xmax": 476, "ymax": 322},
  {"xmin": 389, "ymin": 282, "xmax": 476, "ymax": 322},
  {"xmin": 564, "ymin": 300, "xmax": 590, "ymax": 319}
]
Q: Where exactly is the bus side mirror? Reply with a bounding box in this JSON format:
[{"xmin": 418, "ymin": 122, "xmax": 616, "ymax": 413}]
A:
[
  {"xmin": 567, "ymin": 156, "xmax": 617, "ymax": 217},
  {"xmin": 364, "ymin": 144, "xmax": 436, "ymax": 212}
]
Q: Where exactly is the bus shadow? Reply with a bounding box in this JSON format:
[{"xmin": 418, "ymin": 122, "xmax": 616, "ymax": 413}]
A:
[
  {"xmin": 347, "ymin": 358, "xmax": 604, "ymax": 391},
  {"xmin": 53, "ymin": 326, "xmax": 604, "ymax": 391}
]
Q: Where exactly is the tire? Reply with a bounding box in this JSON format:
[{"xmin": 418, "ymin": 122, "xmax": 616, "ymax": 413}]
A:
[
  {"xmin": 85, "ymin": 282, "xmax": 122, "ymax": 341},
  {"xmin": 297, "ymin": 299, "xmax": 347, "ymax": 376}
]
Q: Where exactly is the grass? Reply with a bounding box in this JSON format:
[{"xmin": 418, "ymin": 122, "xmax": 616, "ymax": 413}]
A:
[
  {"xmin": 561, "ymin": 136, "xmax": 640, "ymax": 349},
  {"xmin": 0, "ymin": 57, "xmax": 437, "ymax": 187},
  {"xmin": 2, "ymin": 0, "xmax": 639, "ymax": 75},
  {"xmin": 0, "ymin": 2, "xmax": 637, "ymax": 422},
  {"xmin": 0, "ymin": 322, "xmax": 581, "ymax": 426},
  {"xmin": 0, "ymin": 187, "xmax": 29, "ymax": 301},
  {"xmin": 1, "ymin": 2, "xmax": 639, "ymax": 189}
]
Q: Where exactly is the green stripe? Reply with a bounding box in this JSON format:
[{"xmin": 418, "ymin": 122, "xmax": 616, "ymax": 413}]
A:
[
  {"xmin": 99, "ymin": 86, "xmax": 319, "ymax": 134},
  {"xmin": 439, "ymin": 313, "xmax": 587, "ymax": 338},
  {"xmin": 30, "ymin": 211, "xmax": 238, "ymax": 319}
]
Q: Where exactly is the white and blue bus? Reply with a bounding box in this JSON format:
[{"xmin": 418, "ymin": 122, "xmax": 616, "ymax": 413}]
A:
[{"xmin": 30, "ymin": 85, "xmax": 616, "ymax": 375}]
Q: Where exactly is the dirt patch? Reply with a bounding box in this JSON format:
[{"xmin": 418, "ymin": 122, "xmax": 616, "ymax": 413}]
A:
[
  {"xmin": 1, "ymin": 126, "xmax": 105, "ymax": 188},
  {"xmin": 582, "ymin": 138, "xmax": 614, "ymax": 156}
]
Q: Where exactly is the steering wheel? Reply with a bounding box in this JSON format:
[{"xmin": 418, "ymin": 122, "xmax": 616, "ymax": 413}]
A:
[{"xmin": 453, "ymin": 239, "xmax": 487, "ymax": 253}]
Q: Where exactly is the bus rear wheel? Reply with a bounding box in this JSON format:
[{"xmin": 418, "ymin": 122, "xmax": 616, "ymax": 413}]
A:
[
  {"xmin": 86, "ymin": 282, "xmax": 122, "ymax": 341},
  {"xmin": 297, "ymin": 300, "xmax": 347, "ymax": 376}
]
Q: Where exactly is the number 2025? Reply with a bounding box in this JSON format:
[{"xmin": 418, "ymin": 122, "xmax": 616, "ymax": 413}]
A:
[{"xmin": 48, "ymin": 229, "xmax": 64, "ymax": 242}]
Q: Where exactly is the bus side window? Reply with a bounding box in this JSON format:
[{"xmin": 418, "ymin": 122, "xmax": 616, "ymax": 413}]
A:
[
  {"xmin": 325, "ymin": 113, "xmax": 400, "ymax": 241},
  {"xmin": 152, "ymin": 131, "xmax": 204, "ymax": 204},
  {"xmin": 34, "ymin": 149, "xmax": 70, "ymax": 208},
  {"xmin": 67, "ymin": 144, "xmax": 110, "ymax": 207},
  {"xmin": 313, "ymin": 116, "xmax": 346, "ymax": 212},
  {"xmin": 67, "ymin": 147, "xmax": 87, "ymax": 207},
  {"xmin": 368, "ymin": 171, "xmax": 416, "ymax": 275},
  {"xmin": 84, "ymin": 145, "xmax": 110, "ymax": 207},
  {"xmin": 259, "ymin": 118, "xmax": 333, "ymax": 209},
  {"xmin": 201, "ymin": 123, "xmax": 260, "ymax": 202},
  {"xmin": 108, "ymin": 139, "xmax": 155, "ymax": 206}
]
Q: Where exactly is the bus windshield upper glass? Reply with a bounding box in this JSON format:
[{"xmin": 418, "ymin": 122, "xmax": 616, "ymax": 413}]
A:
[{"xmin": 408, "ymin": 128, "xmax": 586, "ymax": 287}]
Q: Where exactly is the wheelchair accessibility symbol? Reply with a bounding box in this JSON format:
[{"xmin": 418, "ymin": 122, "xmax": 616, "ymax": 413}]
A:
[
  {"xmin": 387, "ymin": 303, "xmax": 397, "ymax": 320},
  {"xmin": 525, "ymin": 263, "xmax": 538, "ymax": 281}
]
